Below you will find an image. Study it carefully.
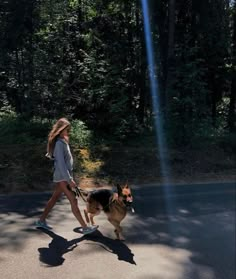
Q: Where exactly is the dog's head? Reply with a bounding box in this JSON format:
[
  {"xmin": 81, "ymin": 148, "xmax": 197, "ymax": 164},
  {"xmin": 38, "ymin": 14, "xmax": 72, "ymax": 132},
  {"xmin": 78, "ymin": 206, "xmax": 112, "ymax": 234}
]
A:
[{"xmin": 116, "ymin": 184, "xmax": 133, "ymax": 207}]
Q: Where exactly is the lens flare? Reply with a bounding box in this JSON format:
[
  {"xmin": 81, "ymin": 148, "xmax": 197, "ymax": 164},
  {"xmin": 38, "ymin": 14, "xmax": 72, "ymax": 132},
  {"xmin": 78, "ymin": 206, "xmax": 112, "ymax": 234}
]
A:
[{"xmin": 140, "ymin": 0, "xmax": 174, "ymax": 213}]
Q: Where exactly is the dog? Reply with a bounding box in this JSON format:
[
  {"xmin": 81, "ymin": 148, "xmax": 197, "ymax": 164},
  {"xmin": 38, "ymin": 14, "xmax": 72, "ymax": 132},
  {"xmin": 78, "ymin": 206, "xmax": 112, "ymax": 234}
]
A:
[{"xmin": 82, "ymin": 184, "xmax": 134, "ymax": 240}]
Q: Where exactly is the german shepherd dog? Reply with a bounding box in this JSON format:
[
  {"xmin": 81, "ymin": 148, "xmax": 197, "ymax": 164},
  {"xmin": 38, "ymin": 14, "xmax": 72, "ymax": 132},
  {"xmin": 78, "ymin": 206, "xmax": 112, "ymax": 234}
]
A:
[{"xmin": 83, "ymin": 184, "xmax": 133, "ymax": 240}]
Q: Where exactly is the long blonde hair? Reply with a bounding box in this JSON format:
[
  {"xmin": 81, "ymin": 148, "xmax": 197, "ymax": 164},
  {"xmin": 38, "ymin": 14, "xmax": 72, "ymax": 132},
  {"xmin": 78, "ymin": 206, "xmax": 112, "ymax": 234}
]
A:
[{"xmin": 46, "ymin": 118, "xmax": 71, "ymax": 158}]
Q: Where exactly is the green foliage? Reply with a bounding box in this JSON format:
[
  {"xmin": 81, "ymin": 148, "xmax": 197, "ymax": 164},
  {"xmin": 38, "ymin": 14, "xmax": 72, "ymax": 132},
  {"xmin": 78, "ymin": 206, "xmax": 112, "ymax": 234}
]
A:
[
  {"xmin": 0, "ymin": 114, "xmax": 50, "ymax": 145},
  {"xmin": 70, "ymin": 119, "xmax": 92, "ymax": 147},
  {"xmin": 165, "ymin": 45, "xmax": 209, "ymax": 145},
  {"xmin": 0, "ymin": 109, "xmax": 92, "ymax": 147},
  {"xmin": 0, "ymin": 0, "xmax": 235, "ymax": 145}
]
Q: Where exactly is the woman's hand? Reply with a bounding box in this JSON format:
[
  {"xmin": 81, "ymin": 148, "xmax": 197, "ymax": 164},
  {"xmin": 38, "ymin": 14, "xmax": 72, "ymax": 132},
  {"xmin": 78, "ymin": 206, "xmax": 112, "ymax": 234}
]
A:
[{"xmin": 69, "ymin": 179, "xmax": 76, "ymax": 189}]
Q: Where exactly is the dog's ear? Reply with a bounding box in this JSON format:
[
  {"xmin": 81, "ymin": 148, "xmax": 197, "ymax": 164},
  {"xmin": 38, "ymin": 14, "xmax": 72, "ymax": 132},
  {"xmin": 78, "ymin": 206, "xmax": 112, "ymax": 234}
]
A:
[
  {"xmin": 116, "ymin": 184, "xmax": 123, "ymax": 194},
  {"xmin": 124, "ymin": 181, "xmax": 129, "ymax": 189}
]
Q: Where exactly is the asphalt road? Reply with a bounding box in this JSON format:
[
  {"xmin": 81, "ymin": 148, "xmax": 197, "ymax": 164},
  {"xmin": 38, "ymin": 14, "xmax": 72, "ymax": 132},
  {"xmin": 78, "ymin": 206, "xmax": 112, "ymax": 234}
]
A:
[{"xmin": 0, "ymin": 182, "xmax": 235, "ymax": 279}]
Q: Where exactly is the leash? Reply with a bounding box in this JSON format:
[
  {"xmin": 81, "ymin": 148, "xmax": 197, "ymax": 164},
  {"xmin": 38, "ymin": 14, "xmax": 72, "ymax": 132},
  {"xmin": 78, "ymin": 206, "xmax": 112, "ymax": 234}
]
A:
[
  {"xmin": 73, "ymin": 186, "xmax": 117, "ymax": 210},
  {"xmin": 102, "ymin": 193, "xmax": 118, "ymax": 211},
  {"xmin": 72, "ymin": 186, "xmax": 135, "ymax": 213},
  {"xmin": 72, "ymin": 186, "xmax": 88, "ymax": 203}
]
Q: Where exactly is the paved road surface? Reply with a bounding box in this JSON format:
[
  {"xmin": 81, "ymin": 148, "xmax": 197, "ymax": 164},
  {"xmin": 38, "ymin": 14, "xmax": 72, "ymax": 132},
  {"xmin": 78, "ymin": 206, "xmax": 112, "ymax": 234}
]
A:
[{"xmin": 0, "ymin": 182, "xmax": 235, "ymax": 279}]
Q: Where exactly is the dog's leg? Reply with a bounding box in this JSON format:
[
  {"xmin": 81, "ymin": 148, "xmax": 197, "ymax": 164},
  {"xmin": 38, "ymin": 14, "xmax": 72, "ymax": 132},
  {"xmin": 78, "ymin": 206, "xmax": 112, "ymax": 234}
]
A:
[
  {"xmin": 84, "ymin": 209, "xmax": 90, "ymax": 224},
  {"xmin": 89, "ymin": 214, "xmax": 97, "ymax": 226},
  {"xmin": 84, "ymin": 209, "xmax": 97, "ymax": 225},
  {"xmin": 108, "ymin": 218, "xmax": 125, "ymax": 240}
]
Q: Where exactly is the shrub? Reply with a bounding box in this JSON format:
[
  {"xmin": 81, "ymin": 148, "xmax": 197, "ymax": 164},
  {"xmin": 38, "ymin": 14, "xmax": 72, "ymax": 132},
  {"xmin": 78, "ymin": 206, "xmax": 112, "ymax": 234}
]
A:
[
  {"xmin": 70, "ymin": 119, "xmax": 92, "ymax": 147},
  {"xmin": 0, "ymin": 112, "xmax": 92, "ymax": 147}
]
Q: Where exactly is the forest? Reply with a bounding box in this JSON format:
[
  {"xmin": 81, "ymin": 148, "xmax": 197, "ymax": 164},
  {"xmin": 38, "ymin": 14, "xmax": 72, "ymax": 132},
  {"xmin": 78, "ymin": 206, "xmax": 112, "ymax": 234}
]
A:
[{"xmin": 0, "ymin": 0, "xmax": 235, "ymax": 192}]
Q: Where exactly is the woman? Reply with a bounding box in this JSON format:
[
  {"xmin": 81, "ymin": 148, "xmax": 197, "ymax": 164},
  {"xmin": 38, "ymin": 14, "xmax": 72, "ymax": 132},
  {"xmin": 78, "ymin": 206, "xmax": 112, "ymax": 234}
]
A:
[{"xmin": 35, "ymin": 118, "xmax": 98, "ymax": 235}]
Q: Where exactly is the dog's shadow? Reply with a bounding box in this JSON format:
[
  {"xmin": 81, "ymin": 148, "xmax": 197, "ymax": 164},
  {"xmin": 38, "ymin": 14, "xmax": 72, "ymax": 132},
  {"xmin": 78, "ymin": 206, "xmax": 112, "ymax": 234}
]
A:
[
  {"xmin": 74, "ymin": 227, "xmax": 136, "ymax": 265},
  {"xmin": 37, "ymin": 228, "xmax": 136, "ymax": 266}
]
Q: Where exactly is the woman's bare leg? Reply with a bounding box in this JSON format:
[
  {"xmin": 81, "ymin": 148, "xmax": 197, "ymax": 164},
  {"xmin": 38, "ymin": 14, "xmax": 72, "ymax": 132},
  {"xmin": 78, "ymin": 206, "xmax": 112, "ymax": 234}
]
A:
[
  {"xmin": 59, "ymin": 181, "xmax": 87, "ymax": 228},
  {"xmin": 40, "ymin": 183, "xmax": 62, "ymax": 221}
]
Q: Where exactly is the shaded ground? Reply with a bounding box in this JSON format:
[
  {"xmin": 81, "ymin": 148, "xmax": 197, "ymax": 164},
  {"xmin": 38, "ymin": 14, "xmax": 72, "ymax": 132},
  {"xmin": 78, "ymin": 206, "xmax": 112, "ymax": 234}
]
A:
[
  {"xmin": 0, "ymin": 143, "xmax": 235, "ymax": 194},
  {"xmin": 0, "ymin": 182, "xmax": 235, "ymax": 279}
]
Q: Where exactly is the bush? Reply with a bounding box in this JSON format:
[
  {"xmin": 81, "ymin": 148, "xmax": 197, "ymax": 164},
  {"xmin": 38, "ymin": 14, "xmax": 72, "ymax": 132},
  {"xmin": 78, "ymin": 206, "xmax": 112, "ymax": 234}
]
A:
[
  {"xmin": 70, "ymin": 119, "xmax": 92, "ymax": 147},
  {"xmin": 0, "ymin": 112, "xmax": 92, "ymax": 147},
  {"xmin": 0, "ymin": 113, "xmax": 50, "ymax": 144}
]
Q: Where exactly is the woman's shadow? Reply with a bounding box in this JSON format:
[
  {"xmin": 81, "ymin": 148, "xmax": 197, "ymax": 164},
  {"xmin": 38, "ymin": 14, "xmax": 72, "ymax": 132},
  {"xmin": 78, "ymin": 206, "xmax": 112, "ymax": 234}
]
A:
[
  {"xmin": 37, "ymin": 228, "xmax": 82, "ymax": 266},
  {"xmin": 37, "ymin": 228, "xmax": 136, "ymax": 266}
]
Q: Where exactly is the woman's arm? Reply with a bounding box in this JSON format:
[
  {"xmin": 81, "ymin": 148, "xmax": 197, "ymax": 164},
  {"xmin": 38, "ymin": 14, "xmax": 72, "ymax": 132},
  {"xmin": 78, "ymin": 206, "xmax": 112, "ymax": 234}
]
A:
[{"xmin": 54, "ymin": 140, "xmax": 73, "ymax": 183}]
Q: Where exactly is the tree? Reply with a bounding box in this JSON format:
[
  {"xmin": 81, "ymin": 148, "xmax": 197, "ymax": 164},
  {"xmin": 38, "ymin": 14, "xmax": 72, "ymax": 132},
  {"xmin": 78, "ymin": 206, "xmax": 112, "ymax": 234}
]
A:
[
  {"xmin": 228, "ymin": 0, "xmax": 236, "ymax": 132},
  {"xmin": 0, "ymin": 0, "xmax": 234, "ymax": 143}
]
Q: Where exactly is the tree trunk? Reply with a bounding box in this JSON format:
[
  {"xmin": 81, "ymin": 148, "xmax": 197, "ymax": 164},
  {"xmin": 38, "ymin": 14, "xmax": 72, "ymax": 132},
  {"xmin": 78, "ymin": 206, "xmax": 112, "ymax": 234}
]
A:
[
  {"xmin": 228, "ymin": 76, "xmax": 236, "ymax": 132},
  {"xmin": 77, "ymin": 0, "xmax": 83, "ymax": 26},
  {"xmin": 138, "ymin": 31, "xmax": 147, "ymax": 125},
  {"xmin": 228, "ymin": 2, "xmax": 236, "ymax": 132},
  {"xmin": 165, "ymin": 0, "xmax": 176, "ymax": 112},
  {"xmin": 136, "ymin": 3, "xmax": 146, "ymax": 125}
]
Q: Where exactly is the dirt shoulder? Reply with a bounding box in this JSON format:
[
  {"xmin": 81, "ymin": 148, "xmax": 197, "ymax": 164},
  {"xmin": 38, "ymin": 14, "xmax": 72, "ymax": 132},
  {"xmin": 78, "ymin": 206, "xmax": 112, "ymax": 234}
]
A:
[{"xmin": 0, "ymin": 144, "xmax": 235, "ymax": 194}]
